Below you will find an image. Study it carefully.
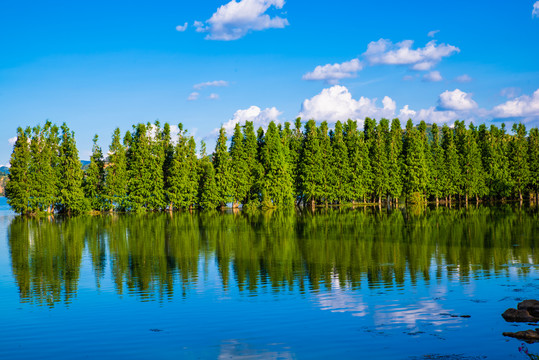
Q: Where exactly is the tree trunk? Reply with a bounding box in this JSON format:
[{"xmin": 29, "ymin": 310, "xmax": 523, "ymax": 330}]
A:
[{"xmin": 519, "ymin": 189, "xmax": 523, "ymax": 203}]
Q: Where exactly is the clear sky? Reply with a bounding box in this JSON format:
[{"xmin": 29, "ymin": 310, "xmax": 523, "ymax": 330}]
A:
[{"xmin": 1, "ymin": 0, "xmax": 539, "ymax": 164}]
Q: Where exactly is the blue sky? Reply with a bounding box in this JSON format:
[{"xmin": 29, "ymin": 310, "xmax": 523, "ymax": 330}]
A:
[{"xmin": 1, "ymin": 0, "xmax": 539, "ymax": 164}]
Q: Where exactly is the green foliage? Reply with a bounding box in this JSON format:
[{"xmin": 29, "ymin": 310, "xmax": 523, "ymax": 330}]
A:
[
  {"xmin": 104, "ymin": 128, "xmax": 128, "ymax": 211},
  {"xmin": 330, "ymin": 121, "xmax": 351, "ymax": 203},
  {"xmin": 403, "ymin": 119, "xmax": 428, "ymax": 202},
  {"xmin": 83, "ymin": 135, "xmax": 105, "ymax": 211},
  {"xmin": 344, "ymin": 120, "xmax": 371, "ymax": 202},
  {"xmin": 57, "ymin": 124, "xmax": 88, "ymax": 215},
  {"xmin": 259, "ymin": 121, "xmax": 294, "ymax": 207},
  {"xmin": 528, "ymin": 128, "xmax": 539, "ymax": 197},
  {"xmin": 229, "ymin": 123, "xmax": 249, "ymax": 205},
  {"xmin": 299, "ymin": 120, "xmax": 323, "ymax": 206},
  {"xmin": 6, "ymin": 118, "xmax": 539, "ymax": 213},
  {"xmin": 6, "ymin": 127, "xmax": 31, "ymax": 214},
  {"xmin": 198, "ymin": 141, "xmax": 219, "ymax": 210},
  {"xmin": 213, "ymin": 127, "xmax": 232, "ymax": 207},
  {"xmin": 510, "ymin": 123, "xmax": 529, "ymax": 201}
]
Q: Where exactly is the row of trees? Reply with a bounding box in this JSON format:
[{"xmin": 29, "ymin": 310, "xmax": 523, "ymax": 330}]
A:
[{"xmin": 5, "ymin": 118, "xmax": 539, "ymax": 214}]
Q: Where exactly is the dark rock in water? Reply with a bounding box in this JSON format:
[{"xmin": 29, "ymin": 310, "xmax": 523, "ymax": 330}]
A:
[
  {"xmin": 518, "ymin": 300, "xmax": 539, "ymax": 317},
  {"xmin": 502, "ymin": 308, "xmax": 539, "ymax": 323},
  {"xmin": 503, "ymin": 329, "xmax": 539, "ymax": 343}
]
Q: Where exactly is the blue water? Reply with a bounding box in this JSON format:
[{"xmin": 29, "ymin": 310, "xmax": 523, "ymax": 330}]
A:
[{"xmin": 0, "ymin": 202, "xmax": 538, "ymax": 359}]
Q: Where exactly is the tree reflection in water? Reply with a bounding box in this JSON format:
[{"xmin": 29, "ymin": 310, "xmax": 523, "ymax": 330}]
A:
[{"xmin": 7, "ymin": 205, "xmax": 539, "ymax": 306}]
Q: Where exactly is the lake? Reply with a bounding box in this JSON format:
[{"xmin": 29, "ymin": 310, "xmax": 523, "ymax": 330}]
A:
[{"xmin": 1, "ymin": 198, "xmax": 538, "ymax": 359}]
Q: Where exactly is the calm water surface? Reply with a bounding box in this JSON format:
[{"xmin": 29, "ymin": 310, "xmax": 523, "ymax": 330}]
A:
[{"xmin": 1, "ymin": 198, "xmax": 539, "ymax": 359}]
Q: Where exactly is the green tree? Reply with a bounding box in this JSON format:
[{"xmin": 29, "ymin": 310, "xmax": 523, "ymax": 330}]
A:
[
  {"xmin": 259, "ymin": 121, "xmax": 294, "ymax": 208},
  {"xmin": 344, "ymin": 119, "xmax": 371, "ymax": 203},
  {"xmin": 441, "ymin": 124, "xmax": 460, "ymax": 204},
  {"xmin": 371, "ymin": 119, "xmax": 390, "ymax": 204},
  {"xmin": 528, "ymin": 127, "xmax": 539, "ymax": 202},
  {"xmin": 403, "ymin": 119, "xmax": 428, "ymax": 203},
  {"xmin": 147, "ymin": 121, "xmax": 166, "ymax": 210},
  {"xmin": 213, "ymin": 127, "xmax": 232, "ymax": 208},
  {"xmin": 509, "ymin": 123, "xmax": 529, "ymax": 202},
  {"xmin": 83, "ymin": 135, "xmax": 105, "ymax": 211},
  {"xmin": 229, "ymin": 123, "xmax": 249, "ymax": 206},
  {"xmin": 318, "ymin": 121, "xmax": 335, "ymax": 205},
  {"xmin": 28, "ymin": 123, "xmax": 59, "ymax": 213},
  {"xmin": 300, "ymin": 120, "xmax": 323, "ymax": 208},
  {"xmin": 5, "ymin": 127, "xmax": 31, "ymax": 214},
  {"xmin": 57, "ymin": 123, "xmax": 88, "ymax": 215},
  {"xmin": 184, "ymin": 136, "xmax": 199, "ymax": 209},
  {"xmin": 387, "ymin": 118, "xmax": 403, "ymax": 205},
  {"xmin": 126, "ymin": 123, "xmax": 153, "ymax": 212},
  {"xmin": 104, "ymin": 128, "xmax": 128, "ymax": 211},
  {"xmin": 243, "ymin": 121, "xmax": 259, "ymax": 205},
  {"xmin": 429, "ymin": 123, "xmax": 445, "ymax": 204},
  {"xmin": 330, "ymin": 121, "xmax": 351, "ymax": 203},
  {"xmin": 198, "ymin": 141, "xmax": 219, "ymax": 210}
]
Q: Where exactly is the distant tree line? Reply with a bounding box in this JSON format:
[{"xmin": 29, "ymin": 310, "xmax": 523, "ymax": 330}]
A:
[{"xmin": 5, "ymin": 118, "xmax": 539, "ymax": 215}]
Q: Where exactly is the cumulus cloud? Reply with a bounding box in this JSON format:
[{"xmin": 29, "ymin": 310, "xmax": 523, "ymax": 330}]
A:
[
  {"xmin": 176, "ymin": 22, "xmax": 188, "ymax": 32},
  {"xmin": 298, "ymin": 85, "xmax": 397, "ymax": 125},
  {"xmin": 363, "ymin": 39, "xmax": 459, "ymax": 71},
  {"xmin": 208, "ymin": 93, "xmax": 220, "ymax": 100},
  {"xmin": 427, "ymin": 30, "xmax": 440, "ymax": 38},
  {"xmin": 8, "ymin": 137, "xmax": 17, "ymax": 146},
  {"xmin": 533, "ymin": 1, "xmax": 539, "ymax": 18},
  {"xmin": 216, "ymin": 105, "xmax": 282, "ymax": 136},
  {"xmin": 492, "ymin": 89, "xmax": 539, "ymax": 118},
  {"xmin": 423, "ymin": 71, "xmax": 443, "ymax": 82},
  {"xmin": 194, "ymin": 0, "xmax": 289, "ymax": 41},
  {"xmin": 414, "ymin": 107, "xmax": 460, "ymax": 124},
  {"xmin": 437, "ymin": 89, "xmax": 478, "ymax": 111},
  {"xmin": 193, "ymin": 80, "xmax": 229, "ymax": 90},
  {"xmin": 302, "ymin": 59, "xmax": 363, "ymax": 84},
  {"xmin": 455, "ymin": 74, "xmax": 472, "ymax": 83},
  {"xmin": 188, "ymin": 92, "xmax": 199, "ymax": 101}
]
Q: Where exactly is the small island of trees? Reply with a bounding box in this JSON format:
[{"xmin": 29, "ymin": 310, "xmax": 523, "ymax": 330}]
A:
[{"xmin": 5, "ymin": 117, "xmax": 539, "ymax": 215}]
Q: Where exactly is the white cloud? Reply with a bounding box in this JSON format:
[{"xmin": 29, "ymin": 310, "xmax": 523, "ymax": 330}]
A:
[
  {"xmin": 427, "ymin": 30, "xmax": 440, "ymax": 38},
  {"xmin": 533, "ymin": 1, "xmax": 539, "ymax": 18},
  {"xmin": 298, "ymin": 85, "xmax": 396, "ymax": 125},
  {"xmin": 363, "ymin": 39, "xmax": 459, "ymax": 71},
  {"xmin": 302, "ymin": 59, "xmax": 363, "ymax": 84},
  {"xmin": 402, "ymin": 75, "xmax": 415, "ymax": 81},
  {"xmin": 208, "ymin": 93, "xmax": 220, "ymax": 100},
  {"xmin": 193, "ymin": 80, "xmax": 229, "ymax": 90},
  {"xmin": 188, "ymin": 92, "xmax": 199, "ymax": 101},
  {"xmin": 455, "ymin": 74, "xmax": 472, "ymax": 83},
  {"xmin": 217, "ymin": 105, "xmax": 282, "ymax": 136},
  {"xmin": 500, "ymin": 87, "xmax": 521, "ymax": 99},
  {"xmin": 8, "ymin": 137, "xmax": 17, "ymax": 146},
  {"xmin": 493, "ymin": 89, "xmax": 539, "ymax": 118},
  {"xmin": 437, "ymin": 89, "xmax": 478, "ymax": 111},
  {"xmin": 398, "ymin": 105, "xmax": 416, "ymax": 120},
  {"xmin": 414, "ymin": 107, "xmax": 460, "ymax": 124},
  {"xmin": 423, "ymin": 71, "xmax": 443, "ymax": 82},
  {"xmin": 195, "ymin": 0, "xmax": 289, "ymax": 41},
  {"xmin": 176, "ymin": 22, "xmax": 188, "ymax": 32}
]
